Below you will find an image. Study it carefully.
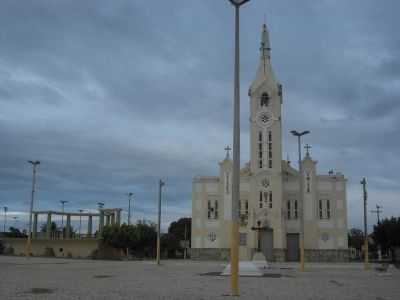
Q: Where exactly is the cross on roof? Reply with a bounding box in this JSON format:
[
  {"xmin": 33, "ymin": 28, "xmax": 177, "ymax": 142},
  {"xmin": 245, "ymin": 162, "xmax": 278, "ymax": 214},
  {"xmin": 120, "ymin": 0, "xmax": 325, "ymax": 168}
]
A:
[
  {"xmin": 304, "ymin": 144, "xmax": 312, "ymax": 156},
  {"xmin": 224, "ymin": 145, "xmax": 232, "ymax": 159}
]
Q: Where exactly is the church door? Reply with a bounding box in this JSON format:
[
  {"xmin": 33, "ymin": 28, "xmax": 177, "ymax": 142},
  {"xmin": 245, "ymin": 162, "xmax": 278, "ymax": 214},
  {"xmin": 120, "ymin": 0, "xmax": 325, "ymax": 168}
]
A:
[
  {"xmin": 260, "ymin": 229, "xmax": 273, "ymax": 261},
  {"xmin": 286, "ymin": 233, "xmax": 300, "ymax": 261}
]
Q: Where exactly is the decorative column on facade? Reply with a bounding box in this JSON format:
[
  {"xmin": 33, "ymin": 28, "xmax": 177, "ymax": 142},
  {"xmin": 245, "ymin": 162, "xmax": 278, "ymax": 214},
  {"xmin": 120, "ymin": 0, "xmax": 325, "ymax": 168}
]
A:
[
  {"xmin": 111, "ymin": 212, "xmax": 115, "ymax": 225},
  {"xmin": 66, "ymin": 214, "xmax": 71, "ymax": 239},
  {"xmin": 46, "ymin": 212, "xmax": 52, "ymax": 239},
  {"xmin": 32, "ymin": 213, "xmax": 38, "ymax": 239},
  {"xmin": 87, "ymin": 215, "xmax": 93, "ymax": 237},
  {"xmin": 116, "ymin": 210, "xmax": 121, "ymax": 226},
  {"xmin": 99, "ymin": 210, "xmax": 104, "ymax": 235},
  {"xmin": 106, "ymin": 214, "xmax": 110, "ymax": 226}
]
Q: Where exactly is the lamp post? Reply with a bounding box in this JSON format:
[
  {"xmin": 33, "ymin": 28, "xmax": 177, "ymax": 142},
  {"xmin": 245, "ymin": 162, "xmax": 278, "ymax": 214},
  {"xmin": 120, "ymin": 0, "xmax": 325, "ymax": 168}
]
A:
[
  {"xmin": 26, "ymin": 160, "xmax": 40, "ymax": 256},
  {"xmin": 226, "ymin": 0, "xmax": 250, "ymax": 295},
  {"xmin": 127, "ymin": 193, "xmax": 133, "ymax": 225},
  {"xmin": 60, "ymin": 200, "xmax": 68, "ymax": 226},
  {"xmin": 97, "ymin": 202, "xmax": 104, "ymax": 209},
  {"xmin": 3, "ymin": 206, "xmax": 8, "ymax": 232},
  {"xmin": 156, "ymin": 179, "xmax": 165, "ymax": 265},
  {"xmin": 290, "ymin": 130, "xmax": 310, "ymax": 272},
  {"xmin": 361, "ymin": 177, "xmax": 369, "ymax": 270}
]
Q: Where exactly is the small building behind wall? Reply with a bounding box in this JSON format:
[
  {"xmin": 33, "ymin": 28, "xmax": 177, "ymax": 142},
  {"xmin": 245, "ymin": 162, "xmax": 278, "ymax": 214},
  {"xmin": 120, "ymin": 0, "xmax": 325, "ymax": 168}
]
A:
[{"xmin": 2, "ymin": 208, "xmax": 122, "ymax": 258}]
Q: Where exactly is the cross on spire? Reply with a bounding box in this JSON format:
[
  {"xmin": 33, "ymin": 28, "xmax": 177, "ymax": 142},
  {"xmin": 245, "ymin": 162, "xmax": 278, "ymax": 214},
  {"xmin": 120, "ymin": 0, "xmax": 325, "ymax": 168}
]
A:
[
  {"xmin": 304, "ymin": 144, "xmax": 312, "ymax": 156},
  {"xmin": 224, "ymin": 145, "xmax": 232, "ymax": 160}
]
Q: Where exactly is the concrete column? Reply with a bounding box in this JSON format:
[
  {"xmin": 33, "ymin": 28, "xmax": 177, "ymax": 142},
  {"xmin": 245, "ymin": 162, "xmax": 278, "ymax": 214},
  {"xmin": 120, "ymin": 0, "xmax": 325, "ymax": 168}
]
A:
[
  {"xmin": 46, "ymin": 212, "xmax": 52, "ymax": 239},
  {"xmin": 106, "ymin": 215, "xmax": 110, "ymax": 226},
  {"xmin": 111, "ymin": 213, "xmax": 115, "ymax": 225},
  {"xmin": 32, "ymin": 213, "xmax": 38, "ymax": 239},
  {"xmin": 87, "ymin": 215, "xmax": 93, "ymax": 237},
  {"xmin": 116, "ymin": 210, "xmax": 121, "ymax": 226},
  {"xmin": 99, "ymin": 210, "xmax": 104, "ymax": 236},
  {"xmin": 66, "ymin": 214, "xmax": 71, "ymax": 239}
]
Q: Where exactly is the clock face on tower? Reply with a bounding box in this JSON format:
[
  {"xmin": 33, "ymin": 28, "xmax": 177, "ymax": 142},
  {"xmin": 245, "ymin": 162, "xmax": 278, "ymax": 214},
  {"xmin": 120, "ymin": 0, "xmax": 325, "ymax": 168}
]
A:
[
  {"xmin": 260, "ymin": 177, "xmax": 271, "ymax": 190},
  {"xmin": 256, "ymin": 109, "xmax": 275, "ymax": 128}
]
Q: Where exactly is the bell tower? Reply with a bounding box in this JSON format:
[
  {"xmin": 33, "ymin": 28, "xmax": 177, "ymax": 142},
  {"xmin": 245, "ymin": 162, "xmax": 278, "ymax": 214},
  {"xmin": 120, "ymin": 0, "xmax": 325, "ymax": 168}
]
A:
[
  {"xmin": 249, "ymin": 23, "xmax": 282, "ymax": 175},
  {"xmin": 248, "ymin": 23, "xmax": 285, "ymax": 256}
]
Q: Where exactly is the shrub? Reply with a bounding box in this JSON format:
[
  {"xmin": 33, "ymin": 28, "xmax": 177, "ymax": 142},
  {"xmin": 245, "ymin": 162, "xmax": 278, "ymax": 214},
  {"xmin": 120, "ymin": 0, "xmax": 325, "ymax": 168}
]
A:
[{"xmin": 0, "ymin": 240, "xmax": 4, "ymax": 254}]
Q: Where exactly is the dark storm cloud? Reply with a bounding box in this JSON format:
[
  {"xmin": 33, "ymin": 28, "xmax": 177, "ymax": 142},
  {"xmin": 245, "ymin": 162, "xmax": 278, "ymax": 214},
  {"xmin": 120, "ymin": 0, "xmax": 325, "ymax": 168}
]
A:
[{"xmin": 0, "ymin": 0, "xmax": 399, "ymax": 231}]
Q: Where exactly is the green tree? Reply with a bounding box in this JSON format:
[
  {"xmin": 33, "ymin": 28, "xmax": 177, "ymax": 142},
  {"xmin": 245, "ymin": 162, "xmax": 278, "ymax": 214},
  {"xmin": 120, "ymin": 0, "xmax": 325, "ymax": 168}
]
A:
[
  {"xmin": 101, "ymin": 221, "xmax": 157, "ymax": 258},
  {"xmin": 132, "ymin": 221, "xmax": 157, "ymax": 252},
  {"xmin": 40, "ymin": 222, "xmax": 58, "ymax": 233},
  {"xmin": 348, "ymin": 228, "xmax": 364, "ymax": 251},
  {"xmin": 6, "ymin": 227, "xmax": 27, "ymax": 238},
  {"xmin": 161, "ymin": 233, "xmax": 180, "ymax": 257},
  {"xmin": 373, "ymin": 217, "xmax": 400, "ymax": 259},
  {"xmin": 168, "ymin": 217, "xmax": 191, "ymax": 244}
]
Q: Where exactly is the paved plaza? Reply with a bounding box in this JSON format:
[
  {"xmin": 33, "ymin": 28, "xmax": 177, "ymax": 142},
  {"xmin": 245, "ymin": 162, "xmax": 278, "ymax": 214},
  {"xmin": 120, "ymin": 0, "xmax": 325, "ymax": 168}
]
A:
[{"xmin": 0, "ymin": 256, "xmax": 399, "ymax": 300}]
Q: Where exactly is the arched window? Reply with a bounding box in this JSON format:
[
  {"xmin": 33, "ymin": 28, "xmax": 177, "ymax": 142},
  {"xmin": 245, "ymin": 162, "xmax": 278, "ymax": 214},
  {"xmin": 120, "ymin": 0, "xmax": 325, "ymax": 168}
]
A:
[{"xmin": 261, "ymin": 93, "xmax": 269, "ymax": 107}]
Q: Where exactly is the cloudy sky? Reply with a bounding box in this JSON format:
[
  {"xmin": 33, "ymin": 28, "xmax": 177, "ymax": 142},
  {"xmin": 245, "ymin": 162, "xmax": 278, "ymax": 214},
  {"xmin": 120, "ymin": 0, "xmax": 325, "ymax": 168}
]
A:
[{"xmin": 0, "ymin": 0, "xmax": 399, "ymax": 232}]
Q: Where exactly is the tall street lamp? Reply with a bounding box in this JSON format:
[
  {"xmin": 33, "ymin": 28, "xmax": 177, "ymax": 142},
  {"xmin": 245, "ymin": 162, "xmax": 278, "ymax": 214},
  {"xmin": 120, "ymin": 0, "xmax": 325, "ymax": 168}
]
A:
[
  {"xmin": 227, "ymin": 0, "xmax": 250, "ymax": 295},
  {"xmin": 60, "ymin": 200, "xmax": 68, "ymax": 225},
  {"xmin": 361, "ymin": 177, "xmax": 369, "ymax": 270},
  {"xmin": 156, "ymin": 179, "xmax": 165, "ymax": 265},
  {"xmin": 290, "ymin": 130, "xmax": 310, "ymax": 272},
  {"xmin": 127, "ymin": 193, "xmax": 133, "ymax": 225},
  {"xmin": 3, "ymin": 206, "xmax": 8, "ymax": 232},
  {"xmin": 26, "ymin": 160, "xmax": 40, "ymax": 256}
]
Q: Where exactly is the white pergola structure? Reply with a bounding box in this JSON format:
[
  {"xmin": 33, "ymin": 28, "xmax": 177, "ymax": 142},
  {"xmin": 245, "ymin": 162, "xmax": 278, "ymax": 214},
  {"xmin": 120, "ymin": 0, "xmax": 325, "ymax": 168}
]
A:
[{"xmin": 31, "ymin": 208, "xmax": 122, "ymax": 240}]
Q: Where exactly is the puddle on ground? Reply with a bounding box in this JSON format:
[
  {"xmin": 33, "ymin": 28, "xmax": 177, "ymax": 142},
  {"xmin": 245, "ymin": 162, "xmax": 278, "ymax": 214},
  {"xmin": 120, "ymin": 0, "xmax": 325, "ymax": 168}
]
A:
[
  {"xmin": 27, "ymin": 288, "xmax": 54, "ymax": 294},
  {"xmin": 93, "ymin": 275, "xmax": 114, "ymax": 279}
]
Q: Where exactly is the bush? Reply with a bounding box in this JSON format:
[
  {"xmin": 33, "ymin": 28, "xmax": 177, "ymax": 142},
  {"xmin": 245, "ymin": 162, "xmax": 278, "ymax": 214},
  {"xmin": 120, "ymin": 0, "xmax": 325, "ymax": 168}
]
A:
[{"xmin": 0, "ymin": 240, "xmax": 4, "ymax": 254}]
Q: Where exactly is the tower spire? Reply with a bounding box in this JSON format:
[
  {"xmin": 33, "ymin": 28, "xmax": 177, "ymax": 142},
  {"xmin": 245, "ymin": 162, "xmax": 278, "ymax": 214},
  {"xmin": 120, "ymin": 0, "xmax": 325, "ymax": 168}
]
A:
[
  {"xmin": 260, "ymin": 23, "xmax": 271, "ymax": 60},
  {"xmin": 250, "ymin": 22, "xmax": 277, "ymax": 92}
]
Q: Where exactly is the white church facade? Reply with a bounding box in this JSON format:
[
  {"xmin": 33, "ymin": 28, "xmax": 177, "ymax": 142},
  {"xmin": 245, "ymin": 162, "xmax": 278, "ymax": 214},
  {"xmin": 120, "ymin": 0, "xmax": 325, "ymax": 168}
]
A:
[{"xmin": 191, "ymin": 24, "xmax": 349, "ymax": 262}]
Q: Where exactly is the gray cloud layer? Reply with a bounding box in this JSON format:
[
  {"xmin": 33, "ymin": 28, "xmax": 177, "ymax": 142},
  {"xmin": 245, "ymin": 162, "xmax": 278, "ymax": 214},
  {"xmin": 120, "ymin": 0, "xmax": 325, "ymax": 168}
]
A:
[{"xmin": 0, "ymin": 0, "xmax": 399, "ymax": 231}]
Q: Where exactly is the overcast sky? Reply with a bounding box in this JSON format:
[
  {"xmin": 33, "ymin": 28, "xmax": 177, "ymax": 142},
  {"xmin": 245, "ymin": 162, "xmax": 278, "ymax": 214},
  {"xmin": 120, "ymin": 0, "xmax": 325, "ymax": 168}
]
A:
[{"xmin": 0, "ymin": 0, "xmax": 399, "ymax": 232}]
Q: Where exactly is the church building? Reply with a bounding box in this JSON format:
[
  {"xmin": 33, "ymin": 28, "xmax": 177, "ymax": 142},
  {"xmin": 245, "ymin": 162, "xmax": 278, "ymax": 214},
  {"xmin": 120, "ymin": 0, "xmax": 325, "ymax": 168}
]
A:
[{"xmin": 191, "ymin": 24, "xmax": 349, "ymax": 262}]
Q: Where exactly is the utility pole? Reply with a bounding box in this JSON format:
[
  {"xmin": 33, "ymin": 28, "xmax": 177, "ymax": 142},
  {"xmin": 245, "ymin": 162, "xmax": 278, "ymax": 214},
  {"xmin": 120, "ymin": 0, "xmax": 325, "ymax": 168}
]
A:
[
  {"xmin": 371, "ymin": 204, "xmax": 383, "ymax": 261},
  {"xmin": 370, "ymin": 205, "xmax": 382, "ymax": 225},
  {"xmin": 26, "ymin": 160, "xmax": 40, "ymax": 257},
  {"xmin": 127, "ymin": 193, "xmax": 133, "ymax": 225},
  {"xmin": 156, "ymin": 179, "xmax": 165, "ymax": 265},
  {"xmin": 361, "ymin": 177, "xmax": 369, "ymax": 270},
  {"xmin": 291, "ymin": 130, "xmax": 310, "ymax": 272},
  {"xmin": 60, "ymin": 200, "xmax": 68, "ymax": 225},
  {"xmin": 3, "ymin": 206, "xmax": 8, "ymax": 232},
  {"xmin": 184, "ymin": 221, "xmax": 187, "ymax": 260}
]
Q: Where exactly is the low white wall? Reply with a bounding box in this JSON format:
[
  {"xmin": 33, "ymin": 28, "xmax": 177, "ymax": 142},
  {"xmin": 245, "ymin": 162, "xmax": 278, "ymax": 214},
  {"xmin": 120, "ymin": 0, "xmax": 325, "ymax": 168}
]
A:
[{"xmin": 2, "ymin": 238, "xmax": 99, "ymax": 258}]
